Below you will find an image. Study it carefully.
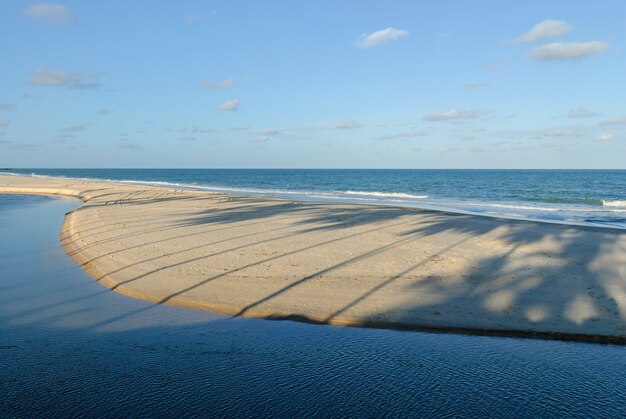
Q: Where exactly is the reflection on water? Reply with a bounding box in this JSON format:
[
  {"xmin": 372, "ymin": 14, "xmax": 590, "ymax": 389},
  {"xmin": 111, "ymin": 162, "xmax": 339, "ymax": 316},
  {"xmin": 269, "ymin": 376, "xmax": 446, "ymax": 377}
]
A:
[{"xmin": 1, "ymin": 194, "xmax": 625, "ymax": 417}]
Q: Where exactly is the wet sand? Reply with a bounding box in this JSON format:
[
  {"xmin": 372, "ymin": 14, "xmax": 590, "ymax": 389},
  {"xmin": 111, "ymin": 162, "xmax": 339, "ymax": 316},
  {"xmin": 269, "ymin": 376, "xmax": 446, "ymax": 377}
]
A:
[{"xmin": 1, "ymin": 173, "xmax": 625, "ymax": 343}]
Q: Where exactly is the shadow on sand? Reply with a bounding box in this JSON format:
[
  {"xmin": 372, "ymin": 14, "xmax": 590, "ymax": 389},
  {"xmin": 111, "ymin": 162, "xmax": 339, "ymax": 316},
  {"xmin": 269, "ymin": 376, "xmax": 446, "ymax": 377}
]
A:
[{"xmin": 58, "ymin": 192, "xmax": 626, "ymax": 344}]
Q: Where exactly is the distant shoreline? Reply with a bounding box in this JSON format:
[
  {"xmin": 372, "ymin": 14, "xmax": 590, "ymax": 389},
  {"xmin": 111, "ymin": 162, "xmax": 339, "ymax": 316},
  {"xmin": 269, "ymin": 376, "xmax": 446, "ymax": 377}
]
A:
[
  {"xmin": 3, "ymin": 169, "xmax": 626, "ymax": 231},
  {"xmin": 1, "ymin": 173, "xmax": 625, "ymax": 344}
]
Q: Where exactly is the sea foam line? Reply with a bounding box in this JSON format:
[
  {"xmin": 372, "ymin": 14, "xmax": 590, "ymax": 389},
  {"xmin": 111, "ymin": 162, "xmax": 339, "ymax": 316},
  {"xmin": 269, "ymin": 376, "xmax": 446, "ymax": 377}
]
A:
[{"xmin": 343, "ymin": 190, "xmax": 428, "ymax": 199}]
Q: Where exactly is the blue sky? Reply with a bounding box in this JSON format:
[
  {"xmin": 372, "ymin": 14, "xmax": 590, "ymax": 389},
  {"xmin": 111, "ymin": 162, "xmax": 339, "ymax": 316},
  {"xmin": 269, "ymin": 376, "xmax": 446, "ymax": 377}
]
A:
[{"xmin": 1, "ymin": 1, "xmax": 625, "ymax": 168}]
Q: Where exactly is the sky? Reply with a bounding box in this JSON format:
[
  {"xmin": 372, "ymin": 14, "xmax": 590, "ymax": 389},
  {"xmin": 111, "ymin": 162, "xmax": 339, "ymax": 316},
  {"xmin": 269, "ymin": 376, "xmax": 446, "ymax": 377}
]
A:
[{"xmin": 1, "ymin": 1, "xmax": 625, "ymax": 169}]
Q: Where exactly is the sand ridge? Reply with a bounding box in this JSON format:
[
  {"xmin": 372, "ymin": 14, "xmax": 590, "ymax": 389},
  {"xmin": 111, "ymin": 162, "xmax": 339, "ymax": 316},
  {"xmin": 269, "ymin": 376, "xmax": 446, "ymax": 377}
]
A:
[{"xmin": 1, "ymin": 173, "xmax": 625, "ymax": 343}]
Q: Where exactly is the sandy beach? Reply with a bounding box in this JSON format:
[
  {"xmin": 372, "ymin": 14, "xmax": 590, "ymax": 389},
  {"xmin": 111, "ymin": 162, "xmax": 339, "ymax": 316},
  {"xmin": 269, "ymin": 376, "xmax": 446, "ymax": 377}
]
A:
[{"xmin": 1, "ymin": 173, "xmax": 625, "ymax": 343}]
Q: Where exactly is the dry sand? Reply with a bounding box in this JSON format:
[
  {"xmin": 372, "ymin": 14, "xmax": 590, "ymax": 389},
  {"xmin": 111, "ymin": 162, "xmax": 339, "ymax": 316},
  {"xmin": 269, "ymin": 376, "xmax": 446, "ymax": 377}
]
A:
[{"xmin": 1, "ymin": 173, "xmax": 625, "ymax": 343}]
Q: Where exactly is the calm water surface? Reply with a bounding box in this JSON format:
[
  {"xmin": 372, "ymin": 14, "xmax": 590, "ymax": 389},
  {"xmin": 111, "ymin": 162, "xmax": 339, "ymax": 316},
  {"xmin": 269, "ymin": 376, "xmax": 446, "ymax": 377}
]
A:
[{"xmin": 0, "ymin": 194, "xmax": 625, "ymax": 417}]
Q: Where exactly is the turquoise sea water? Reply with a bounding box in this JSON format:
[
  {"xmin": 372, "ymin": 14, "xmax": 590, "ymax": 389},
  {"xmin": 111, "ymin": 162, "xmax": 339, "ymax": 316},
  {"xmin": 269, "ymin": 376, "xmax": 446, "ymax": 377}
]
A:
[{"xmin": 4, "ymin": 169, "xmax": 626, "ymax": 228}]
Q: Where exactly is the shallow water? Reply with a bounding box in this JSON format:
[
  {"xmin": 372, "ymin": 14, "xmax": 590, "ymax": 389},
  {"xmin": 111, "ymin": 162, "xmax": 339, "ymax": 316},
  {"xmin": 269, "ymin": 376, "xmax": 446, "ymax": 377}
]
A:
[{"xmin": 0, "ymin": 194, "xmax": 625, "ymax": 417}]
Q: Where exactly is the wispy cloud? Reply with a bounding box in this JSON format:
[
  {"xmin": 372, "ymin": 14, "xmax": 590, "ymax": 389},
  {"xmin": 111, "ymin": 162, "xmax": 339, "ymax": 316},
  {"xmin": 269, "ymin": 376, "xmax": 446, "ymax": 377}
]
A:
[
  {"xmin": 0, "ymin": 119, "xmax": 9, "ymax": 127},
  {"xmin": 59, "ymin": 124, "xmax": 86, "ymax": 132},
  {"xmin": 485, "ymin": 60, "xmax": 511, "ymax": 71},
  {"xmin": 516, "ymin": 19, "xmax": 572, "ymax": 42},
  {"xmin": 254, "ymin": 128, "xmax": 281, "ymax": 143},
  {"xmin": 200, "ymin": 77, "xmax": 236, "ymax": 89},
  {"xmin": 10, "ymin": 142, "xmax": 43, "ymax": 150},
  {"xmin": 118, "ymin": 143, "xmax": 142, "ymax": 151},
  {"xmin": 96, "ymin": 108, "xmax": 113, "ymax": 115},
  {"xmin": 260, "ymin": 128, "xmax": 281, "ymax": 137},
  {"xmin": 599, "ymin": 115, "xmax": 626, "ymax": 125},
  {"xmin": 28, "ymin": 67, "xmax": 105, "ymax": 89},
  {"xmin": 172, "ymin": 126, "xmax": 215, "ymax": 134},
  {"xmin": 595, "ymin": 133, "xmax": 616, "ymax": 142},
  {"xmin": 567, "ymin": 107, "xmax": 598, "ymax": 118},
  {"xmin": 185, "ymin": 11, "xmax": 216, "ymax": 24},
  {"xmin": 230, "ymin": 125, "xmax": 249, "ymax": 131},
  {"xmin": 542, "ymin": 139, "xmax": 579, "ymax": 148},
  {"xmin": 357, "ymin": 27, "xmax": 408, "ymax": 48},
  {"xmin": 329, "ymin": 121, "xmax": 363, "ymax": 130},
  {"xmin": 464, "ymin": 82, "xmax": 485, "ymax": 90},
  {"xmin": 546, "ymin": 128, "xmax": 582, "ymax": 138},
  {"xmin": 376, "ymin": 130, "xmax": 428, "ymax": 140},
  {"xmin": 423, "ymin": 108, "xmax": 480, "ymax": 122},
  {"xmin": 26, "ymin": 2, "xmax": 73, "ymax": 24},
  {"xmin": 218, "ymin": 99, "xmax": 239, "ymax": 111},
  {"xmin": 0, "ymin": 103, "xmax": 16, "ymax": 110},
  {"xmin": 528, "ymin": 41, "xmax": 608, "ymax": 61},
  {"xmin": 529, "ymin": 127, "xmax": 584, "ymax": 140}
]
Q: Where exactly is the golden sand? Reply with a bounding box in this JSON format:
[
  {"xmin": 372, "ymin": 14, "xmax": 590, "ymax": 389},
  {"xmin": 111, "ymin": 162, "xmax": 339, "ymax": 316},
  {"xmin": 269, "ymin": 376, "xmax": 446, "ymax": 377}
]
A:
[{"xmin": 2, "ymin": 173, "xmax": 625, "ymax": 343}]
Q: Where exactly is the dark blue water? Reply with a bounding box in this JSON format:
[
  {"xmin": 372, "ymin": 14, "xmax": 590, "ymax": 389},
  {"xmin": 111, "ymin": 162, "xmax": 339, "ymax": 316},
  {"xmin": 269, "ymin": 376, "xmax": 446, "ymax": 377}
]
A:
[
  {"xmin": 1, "ymin": 194, "xmax": 626, "ymax": 417},
  {"xmin": 4, "ymin": 168, "xmax": 626, "ymax": 228}
]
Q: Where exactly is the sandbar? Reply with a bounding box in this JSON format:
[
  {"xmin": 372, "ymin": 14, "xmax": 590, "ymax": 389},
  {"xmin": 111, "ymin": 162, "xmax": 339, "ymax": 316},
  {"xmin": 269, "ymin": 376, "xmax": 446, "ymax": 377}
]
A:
[{"xmin": 1, "ymin": 173, "xmax": 625, "ymax": 343}]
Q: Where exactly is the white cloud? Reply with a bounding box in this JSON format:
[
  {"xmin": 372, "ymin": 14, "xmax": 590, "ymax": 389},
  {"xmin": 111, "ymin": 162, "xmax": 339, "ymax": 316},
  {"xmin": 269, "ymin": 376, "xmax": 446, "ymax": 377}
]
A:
[
  {"xmin": 599, "ymin": 115, "xmax": 626, "ymax": 125},
  {"xmin": 28, "ymin": 67, "xmax": 105, "ymax": 89},
  {"xmin": 96, "ymin": 108, "xmax": 113, "ymax": 115},
  {"xmin": 26, "ymin": 3, "xmax": 72, "ymax": 24},
  {"xmin": 254, "ymin": 128, "xmax": 281, "ymax": 143},
  {"xmin": 230, "ymin": 125, "xmax": 249, "ymax": 131},
  {"xmin": 0, "ymin": 103, "xmax": 15, "ymax": 110},
  {"xmin": 423, "ymin": 108, "xmax": 480, "ymax": 122},
  {"xmin": 0, "ymin": 119, "xmax": 9, "ymax": 127},
  {"xmin": 200, "ymin": 77, "xmax": 236, "ymax": 89},
  {"xmin": 594, "ymin": 133, "xmax": 615, "ymax": 142},
  {"xmin": 528, "ymin": 41, "xmax": 608, "ymax": 61},
  {"xmin": 464, "ymin": 82, "xmax": 485, "ymax": 90},
  {"xmin": 568, "ymin": 107, "xmax": 598, "ymax": 118},
  {"xmin": 218, "ymin": 99, "xmax": 239, "ymax": 111},
  {"xmin": 329, "ymin": 121, "xmax": 363, "ymax": 130},
  {"xmin": 357, "ymin": 27, "xmax": 408, "ymax": 48},
  {"xmin": 516, "ymin": 20, "xmax": 572, "ymax": 42}
]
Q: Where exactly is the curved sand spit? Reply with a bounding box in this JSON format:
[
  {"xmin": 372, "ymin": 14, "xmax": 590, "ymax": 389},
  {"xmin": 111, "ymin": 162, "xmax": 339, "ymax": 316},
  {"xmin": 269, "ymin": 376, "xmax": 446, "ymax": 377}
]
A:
[{"xmin": 1, "ymin": 173, "xmax": 625, "ymax": 343}]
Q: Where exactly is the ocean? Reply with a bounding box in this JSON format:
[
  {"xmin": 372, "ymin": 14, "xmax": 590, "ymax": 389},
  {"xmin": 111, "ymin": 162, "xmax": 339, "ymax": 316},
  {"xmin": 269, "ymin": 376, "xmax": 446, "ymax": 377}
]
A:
[{"xmin": 4, "ymin": 168, "xmax": 626, "ymax": 228}]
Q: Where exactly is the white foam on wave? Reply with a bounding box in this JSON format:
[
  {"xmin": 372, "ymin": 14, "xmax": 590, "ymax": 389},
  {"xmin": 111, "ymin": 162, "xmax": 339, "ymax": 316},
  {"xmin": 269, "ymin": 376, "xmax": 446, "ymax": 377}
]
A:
[
  {"xmin": 118, "ymin": 179, "xmax": 198, "ymax": 189},
  {"xmin": 343, "ymin": 190, "xmax": 428, "ymax": 199},
  {"xmin": 603, "ymin": 200, "xmax": 626, "ymax": 207}
]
